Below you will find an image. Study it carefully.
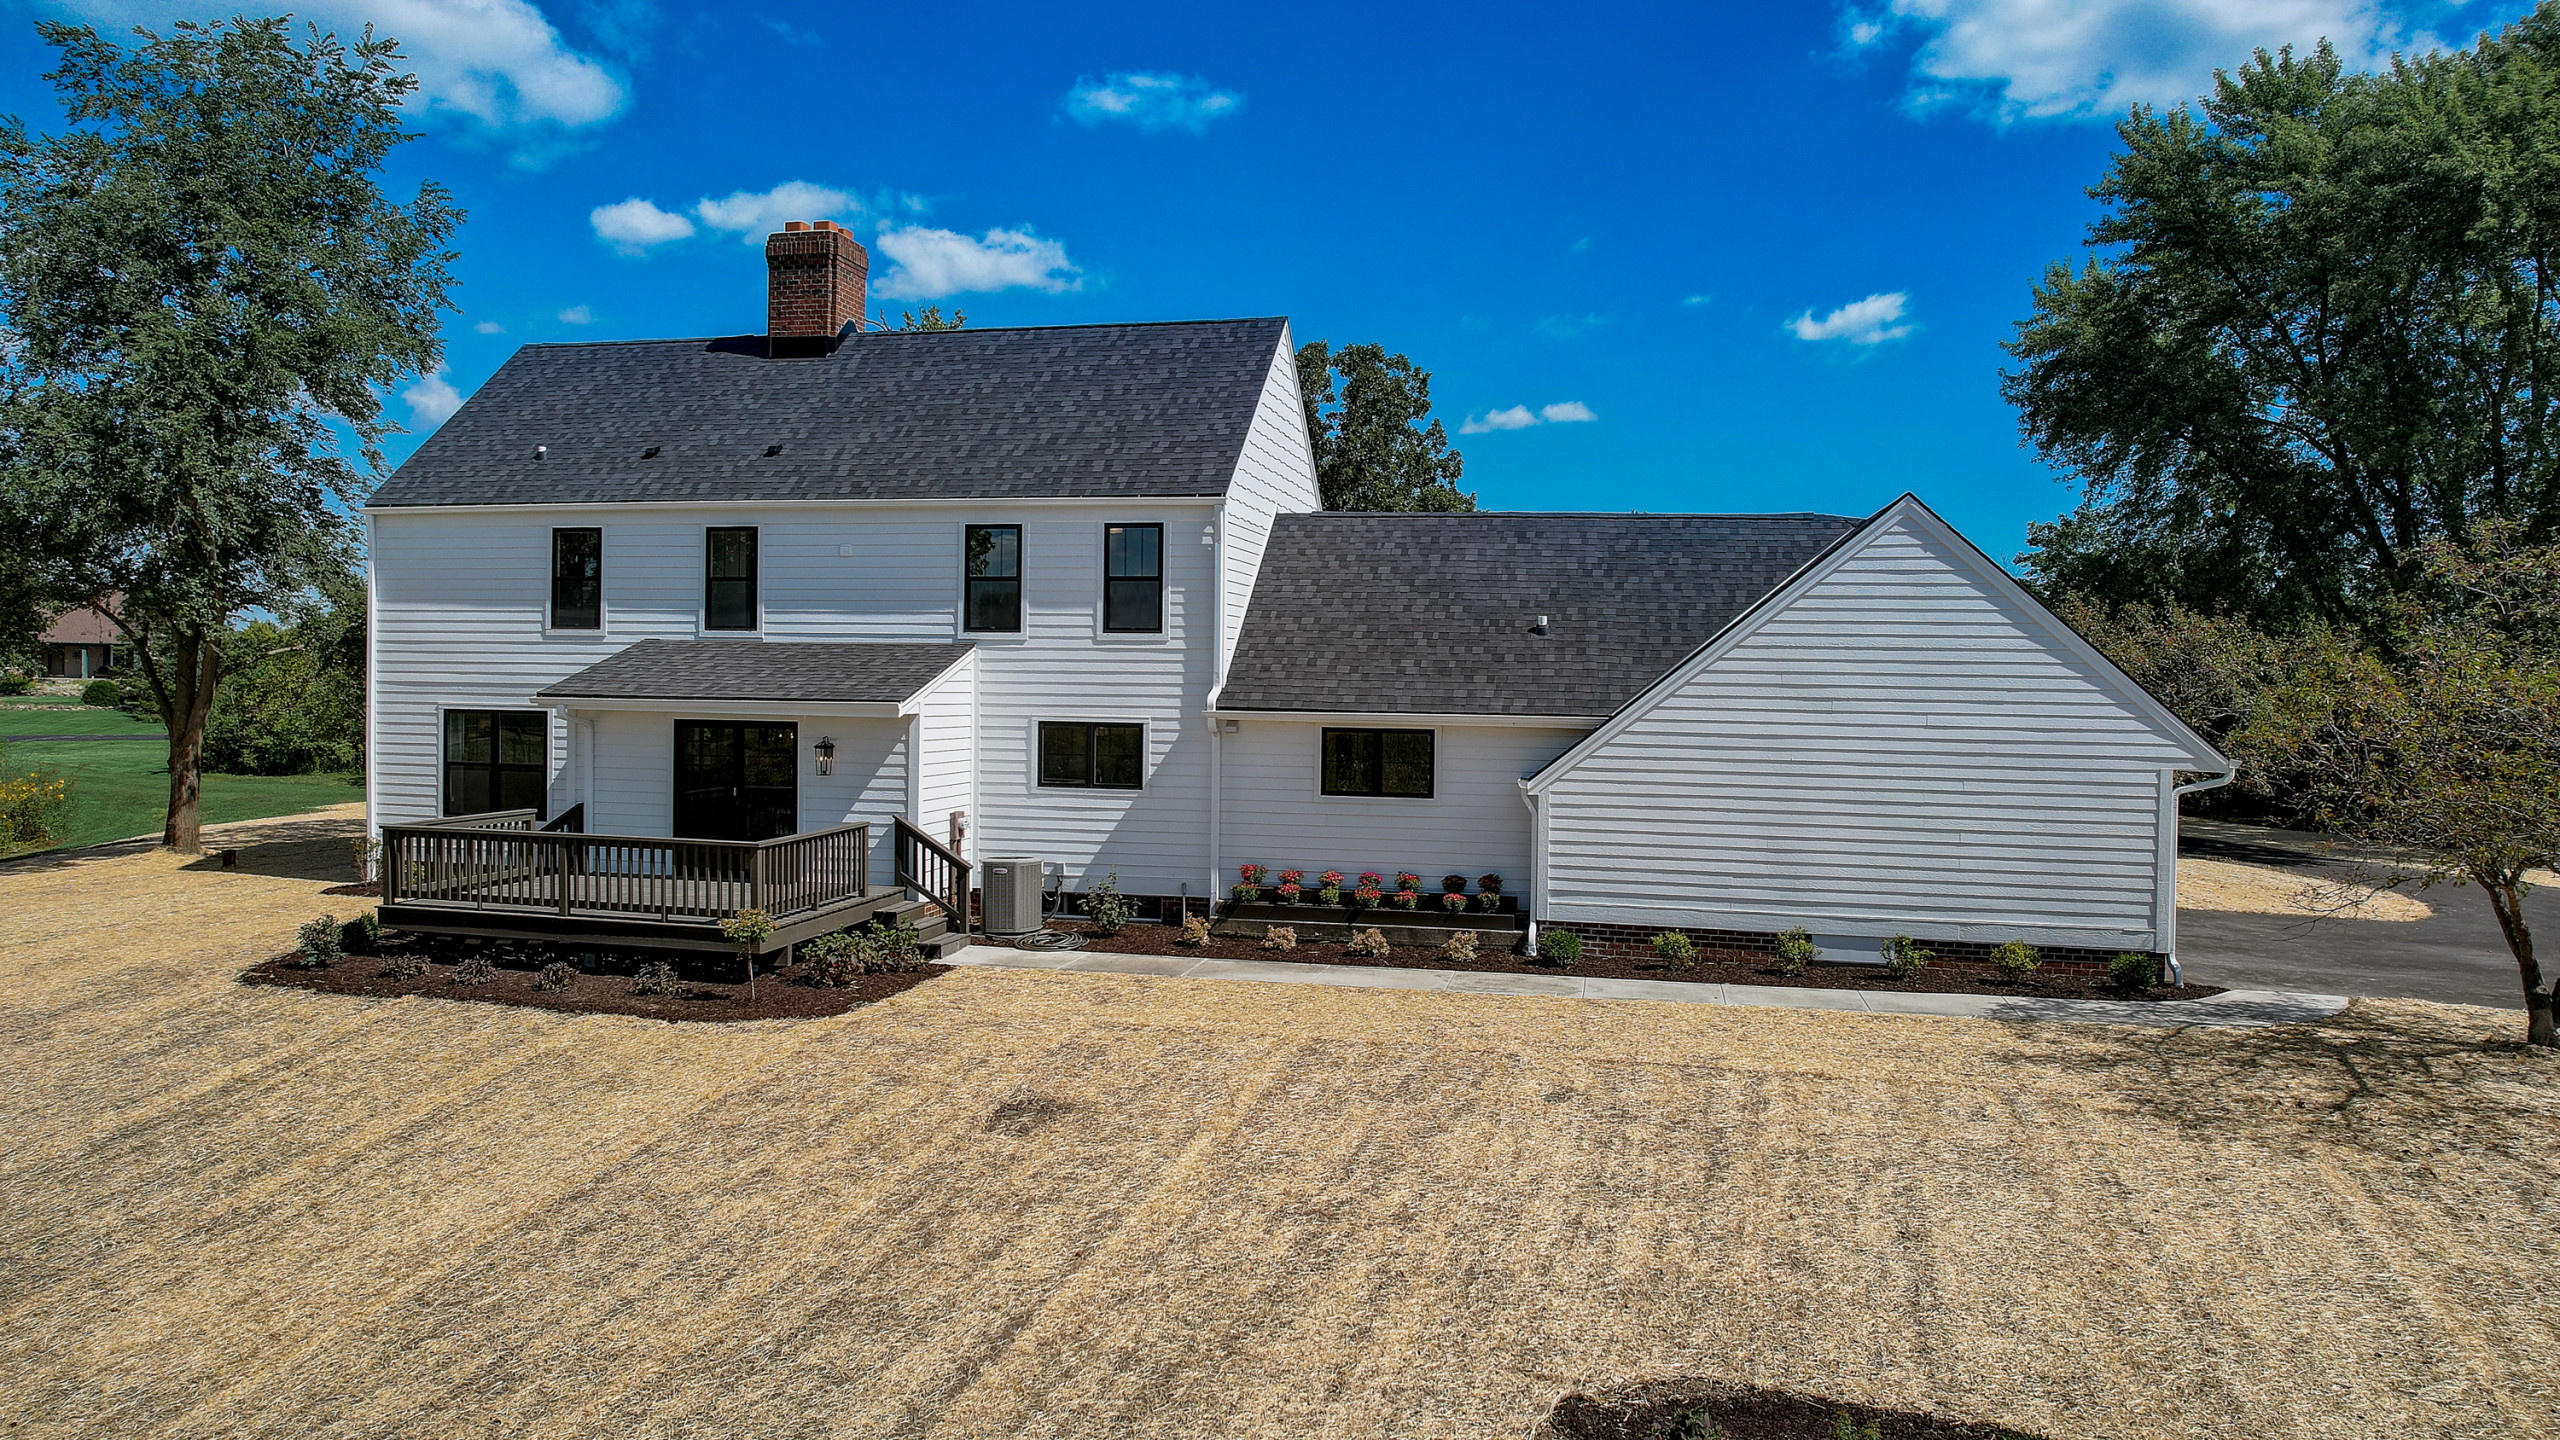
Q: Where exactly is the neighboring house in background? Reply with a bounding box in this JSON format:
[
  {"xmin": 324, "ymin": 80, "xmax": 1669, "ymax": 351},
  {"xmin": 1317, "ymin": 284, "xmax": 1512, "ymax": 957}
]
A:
[
  {"xmin": 40, "ymin": 598, "xmax": 123, "ymax": 678},
  {"xmin": 362, "ymin": 219, "xmax": 2231, "ymax": 966}
]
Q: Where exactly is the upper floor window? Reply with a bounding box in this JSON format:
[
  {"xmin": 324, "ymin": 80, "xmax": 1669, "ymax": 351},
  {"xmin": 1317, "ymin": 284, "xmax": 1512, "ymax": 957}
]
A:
[
  {"xmin": 965, "ymin": 524, "xmax": 1021, "ymax": 633},
  {"xmin": 444, "ymin": 710, "xmax": 547, "ymax": 818},
  {"xmin": 1321, "ymin": 727, "xmax": 1435, "ymax": 798},
  {"xmin": 705, "ymin": 526, "xmax": 758, "ymax": 631},
  {"xmin": 1103, "ymin": 523, "xmax": 1162, "ymax": 633},
  {"xmin": 550, "ymin": 527, "xmax": 601, "ymax": 630},
  {"xmin": 1038, "ymin": 721, "xmax": 1145, "ymax": 789}
]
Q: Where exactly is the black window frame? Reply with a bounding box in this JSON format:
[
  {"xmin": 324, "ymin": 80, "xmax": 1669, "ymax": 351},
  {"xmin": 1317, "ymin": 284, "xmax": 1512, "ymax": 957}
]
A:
[
  {"xmin": 442, "ymin": 709, "xmax": 549, "ymax": 819},
  {"xmin": 1036, "ymin": 721, "xmax": 1146, "ymax": 790},
  {"xmin": 704, "ymin": 526, "xmax": 758, "ymax": 632},
  {"xmin": 1101, "ymin": 522, "xmax": 1163, "ymax": 634},
  {"xmin": 550, "ymin": 526, "xmax": 602, "ymax": 631},
  {"xmin": 964, "ymin": 523, "xmax": 1022, "ymax": 634},
  {"xmin": 1320, "ymin": 727, "xmax": 1435, "ymax": 799}
]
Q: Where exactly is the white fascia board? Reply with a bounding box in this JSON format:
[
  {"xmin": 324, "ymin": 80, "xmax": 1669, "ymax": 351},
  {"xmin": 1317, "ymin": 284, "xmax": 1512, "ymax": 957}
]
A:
[
  {"xmin": 1890, "ymin": 494, "xmax": 2233, "ymax": 772},
  {"xmin": 368, "ymin": 495, "xmax": 1224, "ymax": 517},
  {"xmin": 1209, "ymin": 708, "xmax": 1608, "ymax": 729},
  {"xmin": 538, "ymin": 696, "xmax": 907, "ymax": 718}
]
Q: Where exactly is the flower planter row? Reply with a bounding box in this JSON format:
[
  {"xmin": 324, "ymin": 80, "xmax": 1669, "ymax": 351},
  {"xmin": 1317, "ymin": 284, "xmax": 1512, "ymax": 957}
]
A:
[{"xmin": 1218, "ymin": 899, "xmax": 1527, "ymax": 933}]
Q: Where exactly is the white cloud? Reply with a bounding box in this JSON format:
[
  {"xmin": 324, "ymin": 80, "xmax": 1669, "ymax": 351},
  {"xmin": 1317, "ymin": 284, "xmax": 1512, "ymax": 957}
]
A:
[
  {"xmin": 402, "ymin": 366, "xmax": 465, "ymax": 427},
  {"xmin": 1063, "ymin": 71, "xmax": 1244, "ymax": 132},
  {"xmin": 1459, "ymin": 401, "xmax": 1596, "ymax": 434},
  {"xmin": 557, "ymin": 305, "xmax": 593, "ymax": 325},
  {"xmin": 872, "ymin": 226, "xmax": 1082, "ymax": 300},
  {"xmin": 1854, "ymin": 0, "xmax": 2414, "ymax": 121},
  {"xmin": 1682, "ymin": 294, "xmax": 1711, "ymax": 307},
  {"xmin": 475, "ymin": 320, "xmax": 507, "ymax": 334},
  {"xmin": 589, "ymin": 196, "xmax": 694, "ymax": 253},
  {"xmin": 693, "ymin": 181, "xmax": 860, "ymax": 241},
  {"xmin": 48, "ymin": 0, "xmax": 628, "ymax": 142},
  {"xmin": 1789, "ymin": 292, "xmax": 1914, "ymax": 345}
]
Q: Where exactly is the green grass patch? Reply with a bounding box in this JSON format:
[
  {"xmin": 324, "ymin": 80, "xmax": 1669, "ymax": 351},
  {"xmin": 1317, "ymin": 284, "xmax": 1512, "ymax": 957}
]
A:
[
  {"xmin": 0, "ymin": 704, "xmax": 166, "ymax": 738},
  {"xmin": 2, "ymin": 735, "xmax": 361, "ymax": 854}
]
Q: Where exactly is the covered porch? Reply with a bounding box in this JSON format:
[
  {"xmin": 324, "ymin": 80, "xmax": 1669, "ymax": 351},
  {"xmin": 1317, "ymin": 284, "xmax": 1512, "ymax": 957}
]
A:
[{"xmin": 382, "ymin": 639, "xmax": 979, "ymax": 954}]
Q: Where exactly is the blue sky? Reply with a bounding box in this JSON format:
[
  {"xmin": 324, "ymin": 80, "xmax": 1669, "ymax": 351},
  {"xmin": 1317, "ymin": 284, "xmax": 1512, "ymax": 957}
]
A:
[{"xmin": 0, "ymin": 0, "xmax": 2532, "ymax": 560}]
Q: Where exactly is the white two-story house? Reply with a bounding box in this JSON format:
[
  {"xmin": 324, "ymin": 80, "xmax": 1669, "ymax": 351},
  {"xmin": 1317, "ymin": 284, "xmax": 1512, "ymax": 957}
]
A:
[{"xmin": 366, "ymin": 219, "xmax": 2230, "ymax": 968}]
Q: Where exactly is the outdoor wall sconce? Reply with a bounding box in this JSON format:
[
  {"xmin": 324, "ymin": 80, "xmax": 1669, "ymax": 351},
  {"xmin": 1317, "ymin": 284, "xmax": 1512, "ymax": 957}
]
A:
[{"xmin": 814, "ymin": 736, "xmax": 836, "ymax": 776}]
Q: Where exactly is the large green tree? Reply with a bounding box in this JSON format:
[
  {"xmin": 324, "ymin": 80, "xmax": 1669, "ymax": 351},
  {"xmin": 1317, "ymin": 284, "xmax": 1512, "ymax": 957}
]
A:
[
  {"xmin": 2006, "ymin": 8, "xmax": 2560, "ymax": 629},
  {"xmin": 1295, "ymin": 340, "xmax": 1475, "ymax": 512},
  {"xmin": 0, "ymin": 18, "xmax": 458, "ymax": 850}
]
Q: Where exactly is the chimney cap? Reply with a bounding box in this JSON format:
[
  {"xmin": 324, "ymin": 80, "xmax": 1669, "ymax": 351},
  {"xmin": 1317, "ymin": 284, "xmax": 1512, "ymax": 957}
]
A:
[
  {"xmin": 783, "ymin": 220, "xmax": 809, "ymax": 232},
  {"xmin": 813, "ymin": 220, "xmax": 836, "ymax": 231}
]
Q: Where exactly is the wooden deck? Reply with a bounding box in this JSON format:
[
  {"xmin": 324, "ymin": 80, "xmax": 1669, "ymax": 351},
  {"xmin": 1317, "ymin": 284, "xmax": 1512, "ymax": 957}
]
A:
[{"xmin": 377, "ymin": 812, "xmax": 888, "ymax": 953}]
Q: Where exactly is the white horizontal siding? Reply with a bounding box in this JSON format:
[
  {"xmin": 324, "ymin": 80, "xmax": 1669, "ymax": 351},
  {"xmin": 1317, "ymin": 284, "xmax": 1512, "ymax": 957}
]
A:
[
  {"xmin": 1220, "ymin": 721, "xmax": 1587, "ymax": 888},
  {"xmin": 914, "ymin": 654, "xmax": 977, "ymax": 860},
  {"xmin": 370, "ymin": 500, "xmax": 1217, "ymax": 893},
  {"xmin": 1540, "ymin": 514, "xmax": 2186, "ymax": 948},
  {"xmin": 1216, "ymin": 331, "xmax": 1321, "ymax": 676}
]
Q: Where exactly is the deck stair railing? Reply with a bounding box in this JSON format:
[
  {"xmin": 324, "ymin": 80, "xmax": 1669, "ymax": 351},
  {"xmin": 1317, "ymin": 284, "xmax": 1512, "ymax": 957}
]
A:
[
  {"xmin": 380, "ymin": 815, "xmax": 869, "ymax": 927},
  {"xmin": 892, "ymin": 815, "xmax": 971, "ymax": 933}
]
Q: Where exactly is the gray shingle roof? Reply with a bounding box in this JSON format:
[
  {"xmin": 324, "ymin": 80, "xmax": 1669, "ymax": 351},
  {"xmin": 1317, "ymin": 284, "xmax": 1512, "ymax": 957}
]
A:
[
  {"xmin": 1218, "ymin": 512, "xmax": 1867, "ymax": 718},
  {"xmin": 370, "ymin": 318, "xmax": 1289, "ymax": 508},
  {"xmin": 533, "ymin": 640, "xmax": 973, "ymax": 705}
]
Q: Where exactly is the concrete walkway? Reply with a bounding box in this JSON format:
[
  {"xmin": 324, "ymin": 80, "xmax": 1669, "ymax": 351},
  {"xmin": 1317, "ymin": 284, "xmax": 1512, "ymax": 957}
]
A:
[{"xmin": 942, "ymin": 944, "xmax": 2351, "ymax": 1029}]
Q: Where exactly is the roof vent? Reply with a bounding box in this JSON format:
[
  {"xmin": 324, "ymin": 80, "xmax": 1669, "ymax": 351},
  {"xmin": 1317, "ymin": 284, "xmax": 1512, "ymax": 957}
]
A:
[
  {"xmin": 641, "ymin": 445, "xmax": 660, "ymax": 459},
  {"xmin": 1532, "ymin": 614, "xmax": 1550, "ymax": 636},
  {"xmin": 533, "ymin": 444, "xmax": 546, "ymax": 460},
  {"xmin": 764, "ymin": 443, "xmax": 784, "ymax": 457}
]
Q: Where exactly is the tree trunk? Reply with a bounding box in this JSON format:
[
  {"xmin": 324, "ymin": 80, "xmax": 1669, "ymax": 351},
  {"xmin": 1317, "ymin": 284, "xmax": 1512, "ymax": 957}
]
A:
[
  {"xmin": 160, "ymin": 633, "xmax": 220, "ymax": 854},
  {"xmin": 2478, "ymin": 870, "xmax": 2555, "ymax": 1048}
]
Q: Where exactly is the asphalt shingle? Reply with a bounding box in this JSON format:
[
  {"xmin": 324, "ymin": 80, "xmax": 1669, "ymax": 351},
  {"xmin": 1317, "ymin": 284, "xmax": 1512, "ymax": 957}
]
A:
[
  {"xmin": 370, "ymin": 318, "xmax": 1288, "ymax": 508},
  {"xmin": 532, "ymin": 639, "xmax": 973, "ymax": 705},
  {"xmin": 1217, "ymin": 512, "xmax": 1866, "ymax": 718}
]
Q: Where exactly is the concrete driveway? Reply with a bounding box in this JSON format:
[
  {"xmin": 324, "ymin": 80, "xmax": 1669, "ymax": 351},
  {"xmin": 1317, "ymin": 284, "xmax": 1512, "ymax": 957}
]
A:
[{"xmin": 2176, "ymin": 817, "xmax": 2548, "ymax": 1010}]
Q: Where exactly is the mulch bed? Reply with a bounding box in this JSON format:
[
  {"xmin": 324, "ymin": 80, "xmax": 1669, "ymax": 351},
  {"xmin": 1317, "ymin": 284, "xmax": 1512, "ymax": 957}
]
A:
[
  {"xmin": 1049, "ymin": 920, "xmax": 2225, "ymax": 1002},
  {"xmin": 1539, "ymin": 1381, "xmax": 2042, "ymax": 1440},
  {"xmin": 242, "ymin": 934, "xmax": 945, "ymax": 1022}
]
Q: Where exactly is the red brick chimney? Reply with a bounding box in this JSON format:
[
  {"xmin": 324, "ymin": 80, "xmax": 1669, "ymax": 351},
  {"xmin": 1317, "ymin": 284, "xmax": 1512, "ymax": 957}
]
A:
[{"xmin": 765, "ymin": 220, "xmax": 867, "ymax": 357}]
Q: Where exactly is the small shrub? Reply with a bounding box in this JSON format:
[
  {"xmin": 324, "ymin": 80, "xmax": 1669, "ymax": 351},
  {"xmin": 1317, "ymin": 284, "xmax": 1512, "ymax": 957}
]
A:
[
  {"xmin": 1259, "ymin": 925, "xmax": 1296, "ymax": 951},
  {"xmin": 450, "ymin": 952, "xmax": 496, "ymax": 985},
  {"xmin": 1316, "ymin": 885, "xmax": 1343, "ymax": 907},
  {"xmin": 866, "ymin": 921, "xmax": 926, "ymax": 974},
  {"xmin": 532, "ymin": 961, "xmax": 577, "ymax": 992},
  {"xmin": 1344, "ymin": 927, "xmax": 1392, "ymax": 958},
  {"xmin": 378, "ymin": 954, "xmax": 426, "ymax": 981},
  {"xmin": 349, "ymin": 836, "xmax": 381, "ymax": 883},
  {"xmin": 1652, "ymin": 931, "xmax": 1697, "ymax": 967},
  {"xmin": 1176, "ymin": 915, "xmax": 1211, "ymax": 947},
  {"xmin": 0, "ymin": 667, "xmax": 30, "ymax": 696},
  {"xmin": 1230, "ymin": 882, "xmax": 1263, "ymax": 904},
  {"xmin": 0, "ymin": 768, "xmax": 73, "ymax": 849},
  {"xmin": 1475, "ymin": 872, "xmax": 1503, "ymax": 894},
  {"xmin": 1537, "ymin": 927, "xmax": 1582, "ymax": 966},
  {"xmin": 1441, "ymin": 891, "xmax": 1468, "ymax": 912},
  {"xmin": 341, "ymin": 911, "xmax": 383, "ymax": 956},
  {"xmin": 1441, "ymin": 929, "xmax": 1480, "ymax": 962},
  {"xmin": 1079, "ymin": 871, "xmax": 1135, "ymax": 935},
  {"xmin": 1830, "ymin": 1413, "xmax": 1881, "ymax": 1440},
  {"xmin": 630, "ymin": 959, "xmax": 682, "ymax": 995},
  {"xmin": 294, "ymin": 913, "xmax": 343, "ymax": 968},
  {"xmin": 1666, "ymin": 1405, "xmax": 1725, "ymax": 1440},
  {"xmin": 2109, "ymin": 950, "xmax": 2158, "ymax": 989},
  {"xmin": 1475, "ymin": 890, "xmax": 1502, "ymax": 912},
  {"xmin": 800, "ymin": 930, "xmax": 866, "ymax": 987},
  {"xmin": 1991, "ymin": 939, "xmax": 2042, "ymax": 977},
  {"xmin": 1880, "ymin": 934, "xmax": 1933, "ymax": 979},
  {"xmin": 1772, "ymin": 926, "xmax": 1817, "ymax": 975},
  {"xmin": 80, "ymin": 678, "xmax": 121, "ymax": 706}
]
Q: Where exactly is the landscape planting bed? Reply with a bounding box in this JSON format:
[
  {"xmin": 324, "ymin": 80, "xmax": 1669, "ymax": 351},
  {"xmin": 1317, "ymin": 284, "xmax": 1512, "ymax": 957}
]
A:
[
  {"xmin": 1539, "ymin": 1381, "xmax": 2040, "ymax": 1440},
  {"xmin": 1041, "ymin": 920, "xmax": 2226, "ymax": 1001},
  {"xmin": 244, "ymin": 940, "xmax": 946, "ymax": 1022}
]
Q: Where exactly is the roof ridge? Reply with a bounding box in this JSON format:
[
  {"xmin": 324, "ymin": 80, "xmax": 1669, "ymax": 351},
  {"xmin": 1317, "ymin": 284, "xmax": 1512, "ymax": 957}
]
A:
[{"xmin": 509, "ymin": 316, "xmax": 1288, "ymax": 351}]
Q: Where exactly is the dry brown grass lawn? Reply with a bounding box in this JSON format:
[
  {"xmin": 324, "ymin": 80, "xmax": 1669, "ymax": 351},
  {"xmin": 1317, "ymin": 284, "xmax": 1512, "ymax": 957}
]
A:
[{"xmin": 4, "ymin": 812, "xmax": 2557, "ymax": 1440}]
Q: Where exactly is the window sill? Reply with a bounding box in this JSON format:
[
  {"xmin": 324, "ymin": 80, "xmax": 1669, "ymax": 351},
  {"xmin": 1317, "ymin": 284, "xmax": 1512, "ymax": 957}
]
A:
[{"xmin": 543, "ymin": 627, "xmax": 607, "ymax": 640}]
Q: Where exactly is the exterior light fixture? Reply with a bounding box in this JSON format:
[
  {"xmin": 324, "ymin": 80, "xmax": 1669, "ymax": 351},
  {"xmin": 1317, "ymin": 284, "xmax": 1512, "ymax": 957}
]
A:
[{"xmin": 814, "ymin": 736, "xmax": 836, "ymax": 775}]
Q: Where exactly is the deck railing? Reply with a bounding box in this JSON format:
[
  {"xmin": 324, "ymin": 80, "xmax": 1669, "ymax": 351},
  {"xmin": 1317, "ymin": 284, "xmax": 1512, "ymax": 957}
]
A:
[
  {"xmin": 893, "ymin": 815, "xmax": 971, "ymax": 932},
  {"xmin": 380, "ymin": 817, "xmax": 870, "ymax": 928}
]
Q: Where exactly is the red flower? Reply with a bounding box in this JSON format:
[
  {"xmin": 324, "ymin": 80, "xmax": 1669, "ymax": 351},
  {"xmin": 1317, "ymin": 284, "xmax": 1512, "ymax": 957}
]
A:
[{"xmin": 1318, "ymin": 871, "xmax": 1345, "ymax": 887}]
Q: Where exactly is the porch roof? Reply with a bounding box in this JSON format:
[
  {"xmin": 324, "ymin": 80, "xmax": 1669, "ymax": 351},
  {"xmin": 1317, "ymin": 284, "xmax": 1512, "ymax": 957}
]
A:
[{"xmin": 533, "ymin": 639, "xmax": 972, "ymax": 708}]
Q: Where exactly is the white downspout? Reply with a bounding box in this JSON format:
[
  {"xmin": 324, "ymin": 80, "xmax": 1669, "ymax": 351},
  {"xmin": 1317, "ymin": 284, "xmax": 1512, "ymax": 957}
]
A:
[
  {"xmin": 2160, "ymin": 765, "xmax": 2235, "ymax": 985},
  {"xmin": 1204, "ymin": 506, "xmax": 1225, "ymax": 918},
  {"xmin": 1518, "ymin": 784, "xmax": 1542, "ymax": 954}
]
